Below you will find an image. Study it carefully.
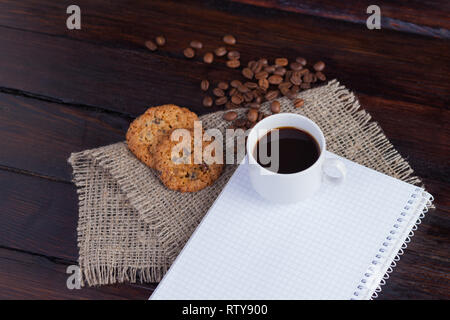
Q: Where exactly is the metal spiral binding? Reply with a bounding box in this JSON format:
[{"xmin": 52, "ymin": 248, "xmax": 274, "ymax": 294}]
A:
[{"xmin": 351, "ymin": 189, "xmax": 434, "ymax": 300}]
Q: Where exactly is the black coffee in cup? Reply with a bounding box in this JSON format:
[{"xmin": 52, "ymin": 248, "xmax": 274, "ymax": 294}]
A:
[{"xmin": 254, "ymin": 126, "xmax": 320, "ymax": 174}]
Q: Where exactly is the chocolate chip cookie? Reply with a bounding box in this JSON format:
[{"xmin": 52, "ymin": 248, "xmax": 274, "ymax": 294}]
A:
[
  {"xmin": 154, "ymin": 129, "xmax": 223, "ymax": 192},
  {"xmin": 126, "ymin": 104, "xmax": 198, "ymax": 168}
]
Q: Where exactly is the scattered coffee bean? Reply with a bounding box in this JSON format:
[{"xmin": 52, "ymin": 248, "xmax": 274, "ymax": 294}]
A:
[
  {"xmin": 274, "ymin": 67, "xmax": 286, "ymax": 76},
  {"xmin": 203, "ymin": 96, "xmax": 213, "ymax": 107},
  {"xmin": 257, "ymin": 112, "xmax": 264, "ymax": 122},
  {"xmin": 259, "ymin": 58, "xmax": 268, "ymax": 65},
  {"xmin": 290, "ymin": 72, "xmax": 302, "ymax": 86},
  {"xmin": 223, "ymin": 34, "xmax": 236, "ymax": 45},
  {"xmin": 234, "ymin": 118, "xmax": 247, "ymax": 127},
  {"xmin": 213, "ymin": 87, "xmax": 225, "ymax": 97},
  {"xmin": 228, "ymin": 50, "xmax": 240, "ymax": 60},
  {"xmin": 229, "ymin": 87, "xmax": 238, "ymax": 96},
  {"xmin": 296, "ymin": 57, "xmax": 307, "ymax": 66},
  {"xmin": 291, "ymin": 85, "xmax": 300, "ymax": 94},
  {"xmin": 244, "ymin": 92, "xmax": 254, "ymax": 102},
  {"xmin": 252, "ymin": 61, "xmax": 263, "ymax": 73},
  {"xmin": 294, "ymin": 98, "xmax": 304, "ymax": 108},
  {"xmin": 183, "ymin": 47, "xmax": 195, "ymax": 58},
  {"xmin": 290, "ymin": 62, "xmax": 303, "ymax": 71},
  {"xmin": 264, "ymin": 65, "xmax": 276, "ymax": 73},
  {"xmin": 224, "ymin": 111, "xmax": 238, "ymax": 121},
  {"xmin": 275, "ymin": 58, "xmax": 288, "ymax": 67},
  {"xmin": 215, "ymin": 46, "xmax": 227, "ymax": 57},
  {"xmin": 231, "ymin": 94, "xmax": 244, "ymax": 105},
  {"xmin": 242, "ymin": 68, "xmax": 254, "ymax": 80},
  {"xmin": 245, "ymin": 81, "xmax": 258, "ymax": 89},
  {"xmin": 216, "ymin": 96, "xmax": 228, "ymax": 106},
  {"xmin": 218, "ymin": 81, "xmax": 229, "ymax": 90},
  {"xmin": 237, "ymin": 84, "xmax": 250, "ymax": 93},
  {"xmin": 268, "ymin": 75, "xmax": 283, "ymax": 85},
  {"xmin": 258, "ymin": 78, "xmax": 269, "ymax": 91},
  {"xmin": 279, "ymin": 82, "xmax": 292, "ymax": 91},
  {"xmin": 226, "ymin": 102, "xmax": 239, "ymax": 109},
  {"xmin": 247, "ymin": 102, "xmax": 261, "ymax": 109},
  {"xmin": 255, "ymin": 71, "xmax": 268, "ymax": 80},
  {"xmin": 300, "ymin": 83, "xmax": 311, "ymax": 89},
  {"xmin": 254, "ymin": 96, "xmax": 262, "ymax": 104},
  {"xmin": 230, "ymin": 80, "xmax": 242, "ymax": 88},
  {"xmin": 265, "ymin": 90, "xmax": 279, "ymax": 100},
  {"xmin": 190, "ymin": 40, "xmax": 203, "ymax": 49},
  {"xmin": 203, "ymin": 52, "xmax": 214, "ymax": 64},
  {"xmin": 155, "ymin": 36, "xmax": 166, "ymax": 46},
  {"xmin": 313, "ymin": 61, "xmax": 325, "ymax": 72},
  {"xmin": 303, "ymin": 72, "xmax": 313, "ymax": 83},
  {"xmin": 247, "ymin": 109, "xmax": 258, "ymax": 122},
  {"xmin": 271, "ymin": 100, "xmax": 281, "ymax": 113},
  {"xmin": 226, "ymin": 59, "xmax": 240, "ymax": 68},
  {"xmin": 316, "ymin": 72, "xmax": 326, "ymax": 81},
  {"xmin": 145, "ymin": 40, "xmax": 157, "ymax": 51},
  {"xmin": 201, "ymin": 80, "xmax": 209, "ymax": 91}
]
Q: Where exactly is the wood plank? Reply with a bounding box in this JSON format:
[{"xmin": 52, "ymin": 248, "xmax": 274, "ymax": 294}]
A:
[
  {"xmin": 231, "ymin": 0, "xmax": 450, "ymax": 38},
  {"xmin": 0, "ymin": 92, "xmax": 130, "ymax": 181},
  {"xmin": 0, "ymin": 0, "xmax": 448, "ymax": 116},
  {"xmin": 0, "ymin": 248, "xmax": 154, "ymax": 299}
]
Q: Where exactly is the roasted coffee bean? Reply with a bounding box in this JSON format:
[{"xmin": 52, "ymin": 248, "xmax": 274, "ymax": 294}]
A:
[
  {"xmin": 145, "ymin": 40, "xmax": 157, "ymax": 51},
  {"xmin": 274, "ymin": 67, "xmax": 286, "ymax": 76},
  {"xmin": 296, "ymin": 57, "xmax": 307, "ymax": 66},
  {"xmin": 223, "ymin": 34, "xmax": 236, "ymax": 45},
  {"xmin": 291, "ymin": 85, "xmax": 300, "ymax": 94},
  {"xmin": 183, "ymin": 47, "xmax": 195, "ymax": 58},
  {"xmin": 242, "ymin": 68, "xmax": 254, "ymax": 80},
  {"xmin": 290, "ymin": 62, "xmax": 303, "ymax": 71},
  {"xmin": 216, "ymin": 96, "xmax": 228, "ymax": 106},
  {"xmin": 203, "ymin": 96, "xmax": 213, "ymax": 107},
  {"xmin": 265, "ymin": 90, "xmax": 279, "ymax": 100},
  {"xmin": 312, "ymin": 74, "xmax": 318, "ymax": 83},
  {"xmin": 293, "ymin": 98, "xmax": 304, "ymax": 108},
  {"xmin": 245, "ymin": 82, "xmax": 258, "ymax": 89},
  {"xmin": 203, "ymin": 52, "xmax": 214, "ymax": 64},
  {"xmin": 254, "ymin": 95, "xmax": 262, "ymax": 104},
  {"xmin": 264, "ymin": 65, "xmax": 276, "ymax": 73},
  {"xmin": 268, "ymin": 75, "xmax": 283, "ymax": 85},
  {"xmin": 286, "ymin": 91, "xmax": 296, "ymax": 100},
  {"xmin": 226, "ymin": 59, "xmax": 240, "ymax": 68},
  {"xmin": 275, "ymin": 58, "xmax": 288, "ymax": 67},
  {"xmin": 230, "ymin": 80, "xmax": 242, "ymax": 88},
  {"xmin": 190, "ymin": 40, "xmax": 203, "ymax": 49},
  {"xmin": 218, "ymin": 81, "xmax": 229, "ymax": 90},
  {"xmin": 213, "ymin": 87, "xmax": 225, "ymax": 97},
  {"xmin": 316, "ymin": 72, "xmax": 326, "ymax": 81},
  {"xmin": 248, "ymin": 60, "xmax": 256, "ymax": 68},
  {"xmin": 280, "ymin": 86, "xmax": 290, "ymax": 96},
  {"xmin": 247, "ymin": 102, "xmax": 261, "ymax": 109},
  {"xmin": 229, "ymin": 87, "xmax": 238, "ymax": 96},
  {"xmin": 257, "ymin": 112, "xmax": 264, "ymax": 122},
  {"xmin": 226, "ymin": 102, "xmax": 239, "ymax": 109},
  {"xmin": 231, "ymin": 94, "xmax": 244, "ymax": 105},
  {"xmin": 155, "ymin": 36, "xmax": 166, "ymax": 46},
  {"xmin": 258, "ymin": 78, "xmax": 269, "ymax": 91},
  {"xmin": 244, "ymin": 92, "xmax": 254, "ymax": 102},
  {"xmin": 290, "ymin": 73, "xmax": 302, "ymax": 86},
  {"xmin": 271, "ymin": 101, "xmax": 281, "ymax": 113},
  {"xmin": 227, "ymin": 50, "xmax": 240, "ymax": 60},
  {"xmin": 252, "ymin": 61, "xmax": 263, "ymax": 73},
  {"xmin": 214, "ymin": 46, "xmax": 227, "ymax": 57},
  {"xmin": 313, "ymin": 61, "xmax": 325, "ymax": 72},
  {"xmin": 234, "ymin": 118, "xmax": 247, "ymax": 127},
  {"xmin": 237, "ymin": 84, "xmax": 250, "ymax": 93},
  {"xmin": 279, "ymin": 82, "xmax": 292, "ymax": 91},
  {"xmin": 224, "ymin": 111, "xmax": 238, "ymax": 121},
  {"xmin": 255, "ymin": 71, "xmax": 268, "ymax": 80},
  {"xmin": 200, "ymin": 80, "xmax": 209, "ymax": 91},
  {"xmin": 303, "ymin": 72, "xmax": 314, "ymax": 83},
  {"xmin": 300, "ymin": 83, "xmax": 311, "ymax": 89},
  {"xmin": 259, "ymin": 58, "xmax": 268, "ymax": 65},
  {"xmin": 247, "ymin": 109, "xmax": 258, "ymax": 122}
]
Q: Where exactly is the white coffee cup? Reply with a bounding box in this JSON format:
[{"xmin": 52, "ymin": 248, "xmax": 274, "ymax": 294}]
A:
[{"xmin": 246, "ymin": 113, "xmax": 346, "ymax": 203}]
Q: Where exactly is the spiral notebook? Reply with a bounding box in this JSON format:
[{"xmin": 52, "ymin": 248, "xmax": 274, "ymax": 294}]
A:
[{"xmin": 150, "ymin": 152, "xmax": 433, "ymax": 300}]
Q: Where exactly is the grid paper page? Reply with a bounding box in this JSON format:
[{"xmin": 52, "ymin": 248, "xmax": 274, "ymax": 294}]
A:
[{"xmin": 151, "ymin": 152, "xmax": 424, "ymax": 300}]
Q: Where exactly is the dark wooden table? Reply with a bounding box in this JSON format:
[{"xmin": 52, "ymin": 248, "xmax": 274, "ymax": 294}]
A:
[{"xmin": 0, "ymin": 0, "xmax": 448, "ymax": 300}]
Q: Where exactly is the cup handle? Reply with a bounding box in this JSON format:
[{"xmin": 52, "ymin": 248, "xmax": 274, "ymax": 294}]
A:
[{"xmin": 322, "ymin": 158, "xmax": 346, "ymax": 185}]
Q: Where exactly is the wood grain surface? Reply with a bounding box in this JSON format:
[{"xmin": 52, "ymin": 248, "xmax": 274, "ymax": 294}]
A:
[{"xmin": 0, "ymin": 0, "xmax": 448, "ymax": 299}]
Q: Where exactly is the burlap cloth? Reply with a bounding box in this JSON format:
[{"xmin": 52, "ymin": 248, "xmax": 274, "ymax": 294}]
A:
[{"xmin": 68, "ymin": 80, "xmax": 422, "ymax": 286}]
